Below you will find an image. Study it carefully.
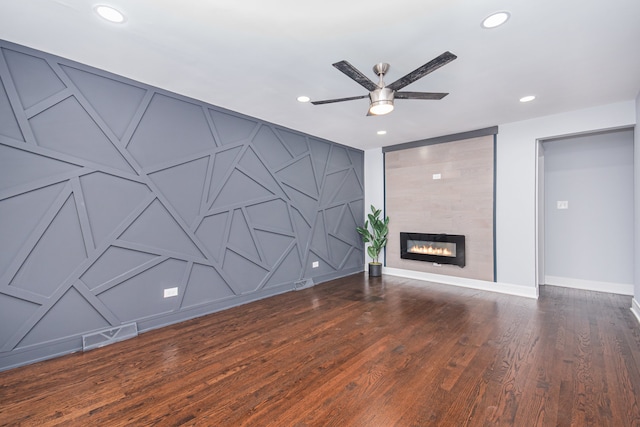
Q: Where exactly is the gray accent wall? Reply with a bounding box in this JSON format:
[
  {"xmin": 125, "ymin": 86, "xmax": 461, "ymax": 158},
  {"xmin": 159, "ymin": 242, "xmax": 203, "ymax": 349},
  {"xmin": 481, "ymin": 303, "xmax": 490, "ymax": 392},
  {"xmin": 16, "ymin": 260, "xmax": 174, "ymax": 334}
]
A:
[
  {"xmin": 543, "ymin": 128, "xmax": 634, "ymax": 290},
  {"xmin": 0, "ymin": 41, "xmax": 364, "ymax": 370}
]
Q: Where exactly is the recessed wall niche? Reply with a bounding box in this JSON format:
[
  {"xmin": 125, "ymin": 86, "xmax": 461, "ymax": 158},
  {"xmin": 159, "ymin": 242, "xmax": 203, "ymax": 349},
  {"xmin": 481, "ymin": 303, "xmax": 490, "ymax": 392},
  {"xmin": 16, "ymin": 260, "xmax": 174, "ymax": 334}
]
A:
[{"xmin": 385, "ymin": 134, "xmax": 495, "ymax": 281}]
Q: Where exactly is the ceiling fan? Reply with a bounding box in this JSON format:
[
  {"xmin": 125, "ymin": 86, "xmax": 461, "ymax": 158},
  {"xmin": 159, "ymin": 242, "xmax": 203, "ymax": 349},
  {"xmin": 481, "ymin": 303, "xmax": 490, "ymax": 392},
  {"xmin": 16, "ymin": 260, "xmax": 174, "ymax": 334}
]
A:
[{"xmin": 311, "ymin": 51, "xmax": 457, "ymax": 116}]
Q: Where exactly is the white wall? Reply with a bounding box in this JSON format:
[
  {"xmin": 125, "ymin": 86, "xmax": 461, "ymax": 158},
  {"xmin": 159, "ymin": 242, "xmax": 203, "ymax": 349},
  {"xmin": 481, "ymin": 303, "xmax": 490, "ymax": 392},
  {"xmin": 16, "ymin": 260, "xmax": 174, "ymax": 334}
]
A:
[
  {"xmin": 363, "ymin": 148, "xmax": 385, "ymax": 265},
  {"xmin": 543, "ymin": 129, "xmax": 634, "ymax": 294},
  {"xmin": 497, "ymin": 101, "xmax": 636, "ymax": 289},
  {"xmin": 366, "ymin": 100, "xmax": 636, "ymax": 298},
  {"xmin": 364, "ymin": 148, "xmax": 385, "ymax": 216}
]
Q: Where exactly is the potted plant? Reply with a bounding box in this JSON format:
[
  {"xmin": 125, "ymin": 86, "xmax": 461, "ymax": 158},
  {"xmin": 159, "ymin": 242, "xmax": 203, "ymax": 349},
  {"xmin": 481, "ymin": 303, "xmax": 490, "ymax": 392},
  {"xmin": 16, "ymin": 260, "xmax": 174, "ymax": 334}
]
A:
[{"xmin": 356, "ymin": 205, "xmax": 389, "ymax": 277}]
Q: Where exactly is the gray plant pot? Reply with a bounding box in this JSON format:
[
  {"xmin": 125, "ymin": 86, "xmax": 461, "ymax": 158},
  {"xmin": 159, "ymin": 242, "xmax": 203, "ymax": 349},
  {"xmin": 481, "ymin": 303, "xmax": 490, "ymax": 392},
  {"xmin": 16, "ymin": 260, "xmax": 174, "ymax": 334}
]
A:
[{"xmin": 368, "ymin": 263, "xmax": 382, "ymax": 277}]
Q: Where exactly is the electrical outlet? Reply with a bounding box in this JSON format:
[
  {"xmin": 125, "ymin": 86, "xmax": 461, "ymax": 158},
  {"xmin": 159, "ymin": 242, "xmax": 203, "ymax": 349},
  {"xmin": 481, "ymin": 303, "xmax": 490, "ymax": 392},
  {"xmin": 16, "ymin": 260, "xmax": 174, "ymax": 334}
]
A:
[
  {"xmin": 557, "ymin": 201, "xmax": 569, "ymax": 210},
  {"xmin": 432, "ymin": 173, "xmax": 441, "ymax": 180},
  {"xmin": 163, "ymin": 287, "xmax": 178, "ymax": 298},
  {"xmin": 312, "ymin": 261, "xmax": 319, "ymax": 268}
]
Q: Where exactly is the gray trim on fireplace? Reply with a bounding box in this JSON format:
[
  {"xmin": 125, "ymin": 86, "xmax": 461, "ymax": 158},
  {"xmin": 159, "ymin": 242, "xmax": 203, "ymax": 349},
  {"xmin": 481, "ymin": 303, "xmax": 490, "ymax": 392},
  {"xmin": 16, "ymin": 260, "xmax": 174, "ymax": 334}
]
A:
[
  {"xmin": 382, "ymin": 126, "xmax": 498, "ymax": 153},
  {"xmin": 493, "ymin": 133, "xmax": 497, "ymax": 282}
]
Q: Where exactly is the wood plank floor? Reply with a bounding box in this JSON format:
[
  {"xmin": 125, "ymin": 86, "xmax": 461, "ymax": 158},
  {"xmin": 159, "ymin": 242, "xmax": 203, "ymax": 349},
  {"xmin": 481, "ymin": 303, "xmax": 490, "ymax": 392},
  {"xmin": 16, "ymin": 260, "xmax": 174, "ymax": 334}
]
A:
[{"xmin": 1, "ymin": 273, "xmax": 640, "ymax": 426}]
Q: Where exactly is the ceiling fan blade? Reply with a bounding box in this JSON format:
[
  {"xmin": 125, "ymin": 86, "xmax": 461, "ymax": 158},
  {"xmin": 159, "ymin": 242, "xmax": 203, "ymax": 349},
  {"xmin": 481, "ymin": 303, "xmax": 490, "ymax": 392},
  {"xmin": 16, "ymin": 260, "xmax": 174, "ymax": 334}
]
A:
[
  {"xmin": 332, "ymin": 60, "xmax": 379, "ymax": 92},
  {"xmin": 387, "ymin": 51, "xmax": 457, "ymax": 91},
  {"xmin": 311, "ymin": 95, "xmax": 368, "ymax": 105},
  {"xmin": 395, "ymin": 91, "xmax": 449, "ymax": 100}
]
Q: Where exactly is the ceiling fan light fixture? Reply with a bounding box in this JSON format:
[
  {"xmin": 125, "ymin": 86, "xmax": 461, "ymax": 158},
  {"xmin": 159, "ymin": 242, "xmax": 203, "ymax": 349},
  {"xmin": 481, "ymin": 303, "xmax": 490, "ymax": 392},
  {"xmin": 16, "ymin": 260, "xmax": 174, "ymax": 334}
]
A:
[
  {"xmin": 369, "ymin": 101, "xmax": 394, "ymax": 116},
  {"xmin": 369, "ymin": 87, "xmax": 395, "ymax": 116}
]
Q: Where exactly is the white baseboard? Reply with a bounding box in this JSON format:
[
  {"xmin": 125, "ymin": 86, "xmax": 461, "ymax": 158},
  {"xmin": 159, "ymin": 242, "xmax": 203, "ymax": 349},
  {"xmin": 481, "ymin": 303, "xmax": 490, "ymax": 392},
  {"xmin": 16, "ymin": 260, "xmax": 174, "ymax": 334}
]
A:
[
  {"xmin": 382, "ymin": 267, "xmax": 538, "ymax": 299},
  {"xmin": 544, "ymin": 275, "xmax": 634, "ymax": 296},
  {"xmin": 631, "ymin": 298, "xmax": 640, "ymax": 326}
]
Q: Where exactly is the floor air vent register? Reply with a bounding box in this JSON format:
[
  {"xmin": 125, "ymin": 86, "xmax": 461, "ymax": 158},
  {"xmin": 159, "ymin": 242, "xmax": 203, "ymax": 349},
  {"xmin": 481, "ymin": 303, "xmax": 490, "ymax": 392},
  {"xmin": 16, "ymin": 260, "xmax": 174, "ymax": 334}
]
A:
[{"xmin": 82, "ymin": 322, "xmax": 139, "ymax": 352}]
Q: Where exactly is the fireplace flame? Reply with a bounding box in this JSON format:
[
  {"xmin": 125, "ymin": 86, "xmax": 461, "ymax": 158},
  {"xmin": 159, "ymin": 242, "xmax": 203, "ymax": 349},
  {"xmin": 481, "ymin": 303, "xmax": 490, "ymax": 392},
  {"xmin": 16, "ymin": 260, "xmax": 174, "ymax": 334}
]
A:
[{"xmin": 409, "ymin": 245, "xmax": 453, "ymax": 257}]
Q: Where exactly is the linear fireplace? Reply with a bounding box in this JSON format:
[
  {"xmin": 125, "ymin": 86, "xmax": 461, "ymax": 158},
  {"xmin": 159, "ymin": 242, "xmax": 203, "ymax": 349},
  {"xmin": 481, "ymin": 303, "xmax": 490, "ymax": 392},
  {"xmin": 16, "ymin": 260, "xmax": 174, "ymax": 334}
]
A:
[{"xmin": 400, "ymin": 232, "xmax": 465, "ymax": 267}]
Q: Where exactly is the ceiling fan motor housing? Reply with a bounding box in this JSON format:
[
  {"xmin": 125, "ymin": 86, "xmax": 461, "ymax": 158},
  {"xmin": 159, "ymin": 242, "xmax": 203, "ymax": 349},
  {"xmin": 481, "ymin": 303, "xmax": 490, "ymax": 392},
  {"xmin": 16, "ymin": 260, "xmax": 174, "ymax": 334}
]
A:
[
  {"xmin": 369, "ymin": 87, "xmax": 394, "ymax": 103},
  {"xmin": 369, "ymin": 87, "xmax": 395, "ymax": 115}
]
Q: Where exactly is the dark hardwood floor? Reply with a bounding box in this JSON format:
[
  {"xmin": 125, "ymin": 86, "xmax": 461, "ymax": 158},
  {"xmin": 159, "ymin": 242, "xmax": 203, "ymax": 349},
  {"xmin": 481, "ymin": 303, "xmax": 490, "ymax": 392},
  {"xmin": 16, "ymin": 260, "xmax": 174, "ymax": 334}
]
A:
[{"xmin": 1, "ymin": 273, "xmax": 640, "ymax": 426}]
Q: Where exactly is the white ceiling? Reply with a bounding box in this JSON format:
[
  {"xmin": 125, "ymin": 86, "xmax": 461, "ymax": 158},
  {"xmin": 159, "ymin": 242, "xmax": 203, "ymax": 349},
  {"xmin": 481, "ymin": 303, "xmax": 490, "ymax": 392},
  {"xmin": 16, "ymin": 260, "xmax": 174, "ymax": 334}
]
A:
[{"xmin": 1, "ymin": 0, "xmax": 639, "ymax": 150}]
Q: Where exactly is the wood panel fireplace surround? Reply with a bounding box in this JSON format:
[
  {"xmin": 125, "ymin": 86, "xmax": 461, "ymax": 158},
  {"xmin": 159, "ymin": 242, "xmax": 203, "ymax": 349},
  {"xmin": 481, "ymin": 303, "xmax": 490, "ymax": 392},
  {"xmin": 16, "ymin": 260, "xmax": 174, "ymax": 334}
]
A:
[{"xmin": 400, "ymin": 232, "xmax": 465, "ymax": 267}]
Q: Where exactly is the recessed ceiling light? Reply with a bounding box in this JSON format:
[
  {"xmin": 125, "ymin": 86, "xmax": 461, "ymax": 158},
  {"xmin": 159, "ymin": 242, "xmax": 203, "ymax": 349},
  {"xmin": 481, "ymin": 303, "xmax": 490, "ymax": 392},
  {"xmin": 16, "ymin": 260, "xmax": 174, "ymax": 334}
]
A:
[
  {"xmin": 95, "ymin": 5, "xmax": 126, "ymax": 23},
  {"xmin": 482, "ymin": 11, "xmax": 510, "ymax": 29},
  {"xmin": 520, "ymin": 95, "xmax": 536, "ymax": 103},
  {"xmin": 297, "ymin": 96, "xmax": 310, "ymax": 103},
  {"xmin": 377, "ymin": 130, "xmax": 387, "ymax": 135}
]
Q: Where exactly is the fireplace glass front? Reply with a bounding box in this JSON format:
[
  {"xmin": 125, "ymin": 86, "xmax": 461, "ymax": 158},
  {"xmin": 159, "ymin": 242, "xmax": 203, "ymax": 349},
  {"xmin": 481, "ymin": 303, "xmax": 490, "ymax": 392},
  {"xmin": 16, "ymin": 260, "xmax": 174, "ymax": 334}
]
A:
[{"xmin": 400, "ymin": 232, "xmax": 465, "ymax": 267}]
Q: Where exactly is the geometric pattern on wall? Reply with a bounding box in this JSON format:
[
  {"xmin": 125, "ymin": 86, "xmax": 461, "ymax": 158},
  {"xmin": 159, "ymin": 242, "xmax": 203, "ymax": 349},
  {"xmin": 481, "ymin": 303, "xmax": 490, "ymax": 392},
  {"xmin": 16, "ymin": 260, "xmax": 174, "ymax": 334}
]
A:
[{"xmin": 0, "ymin": 41, "xmax": 364, "ymax": 368}]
